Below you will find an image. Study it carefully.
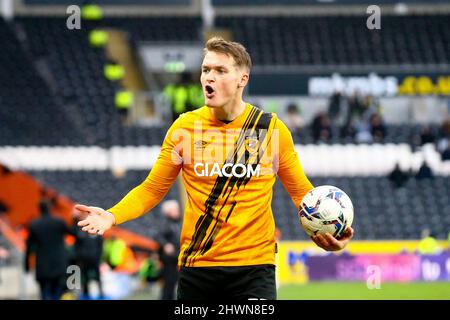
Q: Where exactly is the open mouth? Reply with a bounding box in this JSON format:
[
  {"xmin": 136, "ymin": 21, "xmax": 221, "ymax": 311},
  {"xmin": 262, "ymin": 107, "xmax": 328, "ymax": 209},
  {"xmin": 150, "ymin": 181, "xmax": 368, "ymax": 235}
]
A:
[{"xmin": 205, "ymin": 85, "xmax": 215, "ymax": 98}]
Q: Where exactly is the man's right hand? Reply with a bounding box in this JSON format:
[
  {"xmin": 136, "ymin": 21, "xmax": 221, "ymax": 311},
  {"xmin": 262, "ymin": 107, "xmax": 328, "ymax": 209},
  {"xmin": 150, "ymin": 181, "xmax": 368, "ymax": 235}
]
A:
[{"xmin": 74, "ymin": 204, "xmax": 116, "ymax": 236}]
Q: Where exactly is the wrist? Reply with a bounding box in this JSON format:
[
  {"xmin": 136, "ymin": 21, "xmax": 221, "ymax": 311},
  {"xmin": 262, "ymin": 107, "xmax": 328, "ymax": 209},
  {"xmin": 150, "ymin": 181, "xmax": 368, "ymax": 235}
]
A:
[{"xmin": 106, "ymin": 211, "xmax": 116, "ymax": 226}]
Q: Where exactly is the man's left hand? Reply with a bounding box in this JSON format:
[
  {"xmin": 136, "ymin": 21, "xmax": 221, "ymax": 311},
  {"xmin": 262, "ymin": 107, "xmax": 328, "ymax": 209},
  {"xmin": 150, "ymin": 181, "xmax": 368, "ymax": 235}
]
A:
[{"xmin": 311, "ymin": 227, "xmax": 354, "ymax": 251}]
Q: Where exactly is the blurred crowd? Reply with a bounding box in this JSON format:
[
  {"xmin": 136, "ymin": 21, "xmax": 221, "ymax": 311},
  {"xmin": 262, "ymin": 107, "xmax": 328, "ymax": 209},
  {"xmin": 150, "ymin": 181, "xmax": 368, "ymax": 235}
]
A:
[
  {"xmin": 386, "ymin": 118, "xmax": 448, "ymax": 190},
  {"xmin": 282, "ymin": 90, "xmax": 387, "ymax": 144},
  {"xmin": 410, "ymin": 118, "xmax": 450, "ymax": 161},
  {"xmin": 388, "ymin": 161, "xmax": 435, "ymax": 190},
  {"xmin": 16, "ymin": 198, "xmax": 182, "ymax": 300},
  {"xmin": 282, "ymin": 91, "xmax": 450, "ymax": 162}
]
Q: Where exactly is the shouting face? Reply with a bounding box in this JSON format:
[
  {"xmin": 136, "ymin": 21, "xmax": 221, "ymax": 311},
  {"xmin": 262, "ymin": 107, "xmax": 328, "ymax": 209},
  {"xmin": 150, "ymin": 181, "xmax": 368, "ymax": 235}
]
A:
[{"xmin": 200, "ymin": 50, "xmax": 249, "ymax": 110}]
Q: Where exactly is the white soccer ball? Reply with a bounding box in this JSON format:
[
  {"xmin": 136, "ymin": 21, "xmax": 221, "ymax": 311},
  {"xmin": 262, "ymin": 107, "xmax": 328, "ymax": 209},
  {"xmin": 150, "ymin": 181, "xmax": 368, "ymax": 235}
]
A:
[{"xmin": 298, "ymin": 185, "xmax": 354, "ymax": 239}]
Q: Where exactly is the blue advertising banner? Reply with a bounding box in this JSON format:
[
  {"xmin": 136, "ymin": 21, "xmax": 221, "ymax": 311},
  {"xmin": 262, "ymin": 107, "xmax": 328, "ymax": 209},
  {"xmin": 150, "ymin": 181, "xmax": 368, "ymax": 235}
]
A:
[
  {"xmin": 305, "ymin": 252, "xmax": 450, "ymax": 282},
  {"xmin": 420, "ymin": 254, "xmax": 450, "ymax": 281}
]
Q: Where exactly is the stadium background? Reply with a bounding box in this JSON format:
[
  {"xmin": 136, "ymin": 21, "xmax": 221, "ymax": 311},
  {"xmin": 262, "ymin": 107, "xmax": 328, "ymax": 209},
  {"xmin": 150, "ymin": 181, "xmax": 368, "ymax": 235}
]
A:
[{"xmin": 0, "ymin": 0, "xmax": 449, "ymax": 300}]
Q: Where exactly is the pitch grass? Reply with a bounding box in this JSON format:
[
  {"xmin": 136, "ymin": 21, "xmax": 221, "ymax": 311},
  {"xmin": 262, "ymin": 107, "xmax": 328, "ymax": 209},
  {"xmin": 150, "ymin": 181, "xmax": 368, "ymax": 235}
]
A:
[{"xmin": 278, "ymin": 282, "xmax": 450, "ymax": 300}]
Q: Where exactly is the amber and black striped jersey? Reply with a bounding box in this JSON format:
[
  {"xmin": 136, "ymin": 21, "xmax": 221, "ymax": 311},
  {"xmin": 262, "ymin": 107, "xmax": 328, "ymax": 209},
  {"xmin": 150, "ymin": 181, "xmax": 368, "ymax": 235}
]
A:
[{"xmin": 108, "ymin": 103, "xmax": 313, "ymax": 267}]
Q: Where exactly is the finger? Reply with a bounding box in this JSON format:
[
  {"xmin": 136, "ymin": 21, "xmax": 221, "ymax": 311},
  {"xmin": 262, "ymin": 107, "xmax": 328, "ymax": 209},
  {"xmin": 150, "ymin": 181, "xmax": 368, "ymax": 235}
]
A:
[
  {"xmin": 86, "ymin": 225, "xmax": 97, "ymax": 234},
  {"xmin": 311, "ymin": 234, "xmax": 326, "ymax": 250},
  {"xmin": 339, "ymin": 227, "xmax": 354, "ymax": 241},
  {"xmin": 82, "ymin": 225, "xmax": 93, "ymax": 232},
  {"xmin": 324, "ymin": 233, "xmax": 342, "ymax": 249},
  {"xmin": 98, "ymin": 230, "xmax": 104, "ymax": 236},
  {"xmin": 345, "ymin": 227, "xmax": 354, "ymax": 238},
  {"xmin": 77, "ymin": 220, "xmax": 90, "ymax": 227},
  {"xmin": 316, "ymin": 233, "xmax": 331, "ymax": 247},
  {"xmin": 74, "ymin": 204, "xmax": 91, "ymax": 213},
  {"xmin": 311, "ymin": 235, "xmax": 320, "ymax": 245}
]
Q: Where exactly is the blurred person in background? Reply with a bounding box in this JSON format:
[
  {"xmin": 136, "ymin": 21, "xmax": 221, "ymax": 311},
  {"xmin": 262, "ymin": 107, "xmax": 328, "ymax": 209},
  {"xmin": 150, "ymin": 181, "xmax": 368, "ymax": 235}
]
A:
[
  {"xmin": 0, "ymin": 246, "xmax": 9, "ymax": 261},
  {"xmin": 369, "ymin": 113, "xmax": 387, "ymax": 142},
  {"xmin": 187, "ymin": 73, "xmax": 205, "ymax": 112},
  {"xmin": 347, "ymin": 90, "xmax": 366, "ymax": 123},
  {"xmin": 139, "ymin": 250, "xmax": 161, "ymax": 285},
  {"xmin": 415, "ymin": 161, "xmax": 434, "ymax": 180},
  {"xmin": 283, "ymin": 103, "xmax": 305, "ymax": 134},
  {"xmin": 418, "ymin": 229, "xmax": 441, "ymax": 255},
  {"xmin": 437, "ymin": 118, "xmax": 450, "ymax": 160},
  {"xmin": 448, "ymin": 231, "xmax": 450, "ymax": 250},
  {"xmin": 327, "ymin": 91, "xmax": 343, "ymax": 126},
  {"xmin": 156, "ymin": 200, "xmax": 181, "ymax": 300},
  {"xmin": 419, "ymin": 125, "xmax": 436, "ymax": 145},
  {"xmin": 164, "ymin": 73, "xmax": 191, "ymax": 122},
  {"xmin": 354, "ymin": 120, "xmax": 373, "ymax": 143},
  {"xmin": 72, "ymin": 216, "xmax": 104, "ymax": 300},
  {"xmin": 311, "ymin": 112, "xmax": 332, "ymax": 143},
  {"xmin": 102, "ymin": 234, "xmax": 126, "ymax": 270},
  {"xmin": 0, "ymin": 242, "xmax": 10, "ymax": 285},
  {"xmin": 388, "ymin": 163, "xmax": 410, "ymax": 189},
  {"xmin": 340, "ymin": 117, "xmax": 357, "ymax": 141},
  {"xmin": 441, "ymin": 145, "xmax": 450, "ymax": 161},
  {"xmin": 24, "ymin": 200, "xmax": 74, "ymax": 300},
  {"xmin": 411, "ymin": 125, "xmax": 437, "ymax": 151}
]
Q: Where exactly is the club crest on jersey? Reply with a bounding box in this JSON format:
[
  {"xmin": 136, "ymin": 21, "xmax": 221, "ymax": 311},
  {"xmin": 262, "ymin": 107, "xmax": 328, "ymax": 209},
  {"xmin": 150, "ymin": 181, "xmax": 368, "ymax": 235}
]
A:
[
  {"xmin": 245, "ymin": 135, "xmax": 259, "ymax": 154},
  {"xmin": 194, "ymin": 140, "xmax": 209, "ymax": 150}
]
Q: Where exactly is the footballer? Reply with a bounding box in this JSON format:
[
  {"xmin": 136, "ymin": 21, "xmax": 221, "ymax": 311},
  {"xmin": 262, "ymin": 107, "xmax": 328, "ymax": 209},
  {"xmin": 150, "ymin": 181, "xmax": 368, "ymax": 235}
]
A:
[{"xmin": 76, "ymin": 37, "xmax": 354, "ymax": 300}]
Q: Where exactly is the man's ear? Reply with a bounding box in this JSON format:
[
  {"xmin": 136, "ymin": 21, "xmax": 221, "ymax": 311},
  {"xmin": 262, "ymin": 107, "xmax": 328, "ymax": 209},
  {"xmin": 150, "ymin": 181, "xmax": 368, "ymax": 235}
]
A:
[{"xmin": 238, "ymin": 72, "xmax": 249, "ymax": 88}]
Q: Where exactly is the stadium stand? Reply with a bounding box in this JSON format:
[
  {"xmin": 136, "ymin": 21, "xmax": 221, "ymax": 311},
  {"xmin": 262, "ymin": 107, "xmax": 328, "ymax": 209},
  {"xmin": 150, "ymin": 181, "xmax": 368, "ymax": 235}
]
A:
[
  {"xmin": 28, "ymin": 170, "xmax": 180, "ymax": 240},
  {"xmin": 0, "ymin": 15, "xmax": 447, "ymax": 146},
  {"xmin": 0, "ymin": 9, "xmax": 449, "ymax": 244},
  {"xmin": 274, "ymin": 176, "xmax": 450, "ymax": 241},
  {"xmin": 13, "ymin": 16, "xmax": 202, "ymax": 146},
  {"xmin": 216, "ymin": 15, "xmax": 450, "ymax": 66},
  {"xmin": 17, "ymin": 17, "xmax": 161, "ymax": 147},
  {"xmin": 289, "ymin": 123, "xmax": 444, "ymax": 145},
  {"xmin": 0, "ymin": 19, "xmax": 82, "ymax": 146}
]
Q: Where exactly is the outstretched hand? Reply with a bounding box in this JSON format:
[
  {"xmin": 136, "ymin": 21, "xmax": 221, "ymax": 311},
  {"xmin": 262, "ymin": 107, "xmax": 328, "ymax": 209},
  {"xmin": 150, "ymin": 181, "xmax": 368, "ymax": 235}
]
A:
[
  {"xmin": 311, "ymin": 227, "xmax": 354, "ymax": 251},
  {"xmin": 74, "ymin": 204, "xmax": 116, "ymax": 236}
]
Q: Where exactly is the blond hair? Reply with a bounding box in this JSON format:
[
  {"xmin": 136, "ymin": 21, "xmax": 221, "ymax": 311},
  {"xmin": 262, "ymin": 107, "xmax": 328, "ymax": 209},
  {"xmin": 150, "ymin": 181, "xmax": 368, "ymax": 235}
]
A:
[{"xmin": 204, "ymin": 37, "xmax": 252, "ymax": 71}]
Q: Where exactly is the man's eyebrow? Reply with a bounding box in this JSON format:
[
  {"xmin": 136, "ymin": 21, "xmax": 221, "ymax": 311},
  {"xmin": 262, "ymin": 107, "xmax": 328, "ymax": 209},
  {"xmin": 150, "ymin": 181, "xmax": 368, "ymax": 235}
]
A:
[{"xmin": 202, "ymin": 64, "xmax": 228, "ymax": 70}]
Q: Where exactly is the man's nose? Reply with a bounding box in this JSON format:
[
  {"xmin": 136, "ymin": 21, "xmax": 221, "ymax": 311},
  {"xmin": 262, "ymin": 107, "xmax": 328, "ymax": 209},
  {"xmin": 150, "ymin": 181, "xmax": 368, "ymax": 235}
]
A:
[{"xmin": 205, "ymin": 73, "xmax": 215, "ymax": 83}]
